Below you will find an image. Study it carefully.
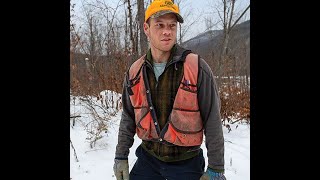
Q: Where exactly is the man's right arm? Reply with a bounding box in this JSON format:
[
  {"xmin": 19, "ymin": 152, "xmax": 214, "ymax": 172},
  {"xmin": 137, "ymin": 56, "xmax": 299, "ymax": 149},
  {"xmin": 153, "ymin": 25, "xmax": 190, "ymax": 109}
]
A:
[{"xmin": 115, "ymin": 73, "xmax": 136, "ymax": 159}]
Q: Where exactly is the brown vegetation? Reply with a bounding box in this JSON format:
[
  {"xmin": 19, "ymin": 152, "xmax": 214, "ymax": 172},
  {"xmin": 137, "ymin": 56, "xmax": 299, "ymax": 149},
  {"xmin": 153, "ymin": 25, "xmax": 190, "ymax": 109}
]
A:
[{"xmin": 70, "ymin": 0, "xmax": 250, "ymax": 126}]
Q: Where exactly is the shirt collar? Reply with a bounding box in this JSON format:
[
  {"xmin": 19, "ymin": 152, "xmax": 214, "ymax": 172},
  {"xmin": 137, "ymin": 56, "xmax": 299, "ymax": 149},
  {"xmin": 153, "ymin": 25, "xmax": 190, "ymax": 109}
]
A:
[{"xmin": 146, "ymin": 44, "xmax": 177, "ymax": 64}]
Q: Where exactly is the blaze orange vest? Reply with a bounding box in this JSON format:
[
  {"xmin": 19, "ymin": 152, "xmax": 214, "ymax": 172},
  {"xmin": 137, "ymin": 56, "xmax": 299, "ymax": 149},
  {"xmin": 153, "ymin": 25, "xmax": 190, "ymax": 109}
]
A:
[{"xmin": 127, "ymin": 53, "xmax": 203, "ymax": 146}]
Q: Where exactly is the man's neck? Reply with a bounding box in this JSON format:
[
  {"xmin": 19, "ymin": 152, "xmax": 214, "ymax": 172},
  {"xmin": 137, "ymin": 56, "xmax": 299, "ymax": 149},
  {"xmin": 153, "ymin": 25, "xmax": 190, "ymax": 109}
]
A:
[{"xmin": 150, "ymin": 46, "xmax": 171, "ymax": 63}]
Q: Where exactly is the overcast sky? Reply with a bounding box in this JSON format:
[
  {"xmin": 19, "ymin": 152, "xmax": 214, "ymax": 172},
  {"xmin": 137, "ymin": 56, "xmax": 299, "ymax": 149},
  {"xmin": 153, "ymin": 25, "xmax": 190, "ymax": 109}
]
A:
[{"xmin": 70, "ymin": 0, "xmax": 250, "ymax": 41}]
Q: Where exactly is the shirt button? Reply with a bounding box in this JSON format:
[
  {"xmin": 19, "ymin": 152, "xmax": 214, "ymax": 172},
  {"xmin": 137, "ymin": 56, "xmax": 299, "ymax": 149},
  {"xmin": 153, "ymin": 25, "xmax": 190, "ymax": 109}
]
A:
[
  {"xmin": 150, "ymin": 106, "xmax": 153, "ymax": 110},
  {"xmin": 146, "ymin": 90, "xmax": 150, "ymax": 93},
  {"xmin": 159, "ymin": 138, "xmax": 163, "ymax": 142},
  {"xmin": 154, "ymin": 122, "xmax": 157, "ymax": 125}
]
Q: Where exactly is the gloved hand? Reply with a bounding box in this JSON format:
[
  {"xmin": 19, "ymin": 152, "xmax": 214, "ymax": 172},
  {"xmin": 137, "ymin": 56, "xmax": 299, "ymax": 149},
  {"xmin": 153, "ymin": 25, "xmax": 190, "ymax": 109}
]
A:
[
  {"xmin": 200, "ymin": 167, "xmax": 226, "ymax": 180},
  {"xmin": 113, "ymin": 159, "xmax": 129, "ymax": 180}
]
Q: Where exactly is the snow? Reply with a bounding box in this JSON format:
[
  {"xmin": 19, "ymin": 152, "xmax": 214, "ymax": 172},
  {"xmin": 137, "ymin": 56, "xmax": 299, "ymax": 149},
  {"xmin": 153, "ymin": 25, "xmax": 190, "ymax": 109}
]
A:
[{"xmin": 70, "ymin": 91, "xmax": 250, "ymax": 180}]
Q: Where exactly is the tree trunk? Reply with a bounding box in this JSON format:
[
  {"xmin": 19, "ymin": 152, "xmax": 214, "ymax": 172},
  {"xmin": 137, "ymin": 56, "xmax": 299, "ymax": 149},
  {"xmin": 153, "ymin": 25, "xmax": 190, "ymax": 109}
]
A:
[
  {"xmin": 137, "ymin": 0, "xmax": 147, "ymax": 56},
  {"xmin": 127, "ymin": 0, "xmax": 136, "ymax": 55}
]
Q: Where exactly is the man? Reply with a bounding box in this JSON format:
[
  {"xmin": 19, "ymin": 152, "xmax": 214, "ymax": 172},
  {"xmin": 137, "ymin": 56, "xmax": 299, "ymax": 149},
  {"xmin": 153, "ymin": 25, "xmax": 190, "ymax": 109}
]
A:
[{"xmin": 113, "ymin": 0, "xmax": 226, "ymax": 179}]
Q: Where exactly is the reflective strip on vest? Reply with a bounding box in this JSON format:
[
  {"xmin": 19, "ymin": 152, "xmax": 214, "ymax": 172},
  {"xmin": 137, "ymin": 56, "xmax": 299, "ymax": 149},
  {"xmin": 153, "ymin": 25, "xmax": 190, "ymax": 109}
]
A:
[{"xmin": 128, "ymin": 53, "xmax": 203, "ymax": 146}]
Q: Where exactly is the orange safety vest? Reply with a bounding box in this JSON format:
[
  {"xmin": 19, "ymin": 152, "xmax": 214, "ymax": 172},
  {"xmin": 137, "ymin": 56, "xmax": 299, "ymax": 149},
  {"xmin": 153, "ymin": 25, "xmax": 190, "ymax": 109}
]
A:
[{"xmin": 127, "ymin": 53, "xmax": 203, "ymax": 146}]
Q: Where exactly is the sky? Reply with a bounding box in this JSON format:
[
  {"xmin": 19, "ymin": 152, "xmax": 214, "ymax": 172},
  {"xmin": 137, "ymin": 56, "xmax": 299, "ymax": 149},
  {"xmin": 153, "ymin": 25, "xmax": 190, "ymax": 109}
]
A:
[
  {"xmin": 70, "ymin": 0, "xmax": 250, "ymax": 41},
  {"xmin": 70, "ymin": 90, "xmax": 250, "ymax": 180}
]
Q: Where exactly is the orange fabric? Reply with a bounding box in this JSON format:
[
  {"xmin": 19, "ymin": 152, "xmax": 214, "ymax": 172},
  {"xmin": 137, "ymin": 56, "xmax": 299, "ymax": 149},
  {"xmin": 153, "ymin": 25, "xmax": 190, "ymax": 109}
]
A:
[
  {"xmin": 136, "ymin": 112, "xmax": 159, "ymax": 139},
  {"xmin": 163, "ymin": 53, "xmax": 203, "ymax": 146},
  {"xmin": 164, "ymin": 123, "xmax": 203, "ymax": 146},
  {"xmin": 128, "ymin": 53, "xmax": 203, "ymax": 146}
]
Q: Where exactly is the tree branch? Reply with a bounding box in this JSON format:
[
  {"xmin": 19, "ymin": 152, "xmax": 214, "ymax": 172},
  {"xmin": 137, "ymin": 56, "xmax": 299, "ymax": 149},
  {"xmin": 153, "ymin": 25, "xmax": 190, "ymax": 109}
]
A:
[{"xmin": 230, "ymin": 4, "xmax": 250, "ymax": 30}]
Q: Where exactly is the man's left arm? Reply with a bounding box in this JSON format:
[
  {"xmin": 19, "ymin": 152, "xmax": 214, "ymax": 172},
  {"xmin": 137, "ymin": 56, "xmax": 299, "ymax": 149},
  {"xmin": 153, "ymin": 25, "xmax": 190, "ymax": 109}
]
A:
[{"xmin": 197, "ymin": 57, "xmax": 225, "ymax": 173}]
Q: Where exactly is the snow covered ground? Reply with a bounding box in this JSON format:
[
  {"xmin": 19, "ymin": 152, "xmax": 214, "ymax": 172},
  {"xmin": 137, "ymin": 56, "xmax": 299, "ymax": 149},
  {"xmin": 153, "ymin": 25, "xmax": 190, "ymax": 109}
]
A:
[{"xmin": 70, "ymin": 92, "xmax": 250, "ymax": 180}]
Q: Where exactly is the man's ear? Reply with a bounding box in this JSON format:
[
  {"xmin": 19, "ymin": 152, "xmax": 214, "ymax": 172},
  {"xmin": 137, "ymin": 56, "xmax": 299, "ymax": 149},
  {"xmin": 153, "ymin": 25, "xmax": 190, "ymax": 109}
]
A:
[{"xmin": 143, "ymin": 22, "xmax": 149, "ymax": 37}]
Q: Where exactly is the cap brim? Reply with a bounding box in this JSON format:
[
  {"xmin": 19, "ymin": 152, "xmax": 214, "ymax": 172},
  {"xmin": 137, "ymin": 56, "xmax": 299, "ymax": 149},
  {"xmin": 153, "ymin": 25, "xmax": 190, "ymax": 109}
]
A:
[{"xmin": 151, "ymin": 10, "xmax": 184, "ymax": 23}]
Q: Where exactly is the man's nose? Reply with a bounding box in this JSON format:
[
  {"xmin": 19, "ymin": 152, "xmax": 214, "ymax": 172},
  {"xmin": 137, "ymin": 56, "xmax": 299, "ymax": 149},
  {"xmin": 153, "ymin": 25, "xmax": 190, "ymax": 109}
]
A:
[{"xmin": 163, "ymin": 27, "xmax": 171, "ymax": 36}]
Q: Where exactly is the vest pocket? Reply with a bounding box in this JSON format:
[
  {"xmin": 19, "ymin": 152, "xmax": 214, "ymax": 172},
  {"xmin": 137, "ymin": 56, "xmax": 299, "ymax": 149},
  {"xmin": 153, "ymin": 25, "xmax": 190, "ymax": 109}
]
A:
[
  {"xmin": 165, "ymin": 110, "xmax": 203, "ymax": 146},
  {"xmin": 165, "ymin": 122, "xmax": 203, "ymax": 146},
  {"xmin": 180, "ymin": 79, "xmax": 197, "ymax": 93},
  {"xmin": 170, "ymin": 109, "xmax": 203, "ymax": 133},
  {"xmin": 171, "ymin": 79, "xmax": 202, "ymax": 133},
  {"xmin": 174, "ymin": 87, "xmax": 199, "ymax": 112},
  {"xmin": 134, "ymin": 107, "xmax": 149, "ymax": 128},
  {"xmin": 128, "ymin": 75, "xmax": 147, "ymax": 108},
  {"xmin": 127, "ymin": 76, "xmax": 141, "ymax": 96},
  {"xmin": 180, "ymin": 86, "xmax": 197, "ymax": 93},
  {"xmin": 134, "ymin": 108, "xmax": 158, "ymax": 140},
  {"xmin": 168, "ymin": 83, "xmax": 203, "ymax": 146}
]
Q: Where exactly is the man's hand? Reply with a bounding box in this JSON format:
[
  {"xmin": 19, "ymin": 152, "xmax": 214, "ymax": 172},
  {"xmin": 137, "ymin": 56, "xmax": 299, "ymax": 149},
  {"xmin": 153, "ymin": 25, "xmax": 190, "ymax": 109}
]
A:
[
  {"xmin": 113, "ymin": 159, "xmax": 129, "ymax": 180},
  {"xmin": 200, "ymin": 167, "xmax": 226, "ymax": 180}
]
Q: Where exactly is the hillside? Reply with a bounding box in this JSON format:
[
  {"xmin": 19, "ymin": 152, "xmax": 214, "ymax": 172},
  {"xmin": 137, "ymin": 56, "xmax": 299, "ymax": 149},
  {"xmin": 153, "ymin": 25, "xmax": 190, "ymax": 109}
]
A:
[{"xmin": 181, "ymin": 20, "xmax": 250, "ymax": 75}]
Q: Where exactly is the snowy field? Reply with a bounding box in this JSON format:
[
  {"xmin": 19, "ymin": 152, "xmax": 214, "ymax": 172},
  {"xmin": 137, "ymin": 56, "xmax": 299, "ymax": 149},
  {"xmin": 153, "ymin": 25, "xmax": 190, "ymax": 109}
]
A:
[{"xmin": 70, "ymin": 91, "xmax": 250, "ymax": 180}]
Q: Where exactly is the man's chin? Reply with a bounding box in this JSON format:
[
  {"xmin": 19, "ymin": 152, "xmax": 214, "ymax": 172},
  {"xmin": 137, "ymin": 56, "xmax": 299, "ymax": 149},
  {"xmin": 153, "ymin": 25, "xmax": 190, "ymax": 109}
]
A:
[{"xmin": 160, "ymin": 44, "xmax": 174, "ymax": 52}]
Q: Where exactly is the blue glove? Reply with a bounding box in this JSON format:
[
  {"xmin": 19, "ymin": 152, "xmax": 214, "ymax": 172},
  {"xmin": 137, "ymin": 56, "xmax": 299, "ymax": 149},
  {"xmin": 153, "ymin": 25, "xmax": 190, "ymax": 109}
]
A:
[{"xmin": 200, "ymin": 167, "xmax": 226, "ymax": 180}]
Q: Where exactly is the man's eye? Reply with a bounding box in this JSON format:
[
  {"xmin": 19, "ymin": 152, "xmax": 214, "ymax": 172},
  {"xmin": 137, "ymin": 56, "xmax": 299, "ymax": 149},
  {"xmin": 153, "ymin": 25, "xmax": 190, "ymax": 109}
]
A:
[
  {"xmin": 155, "ymin": 24, "xmax": 163, "ymax": 28},
  {"xmin": 170, "ymin": 24, "xmax": 176, "ymax": 28}
]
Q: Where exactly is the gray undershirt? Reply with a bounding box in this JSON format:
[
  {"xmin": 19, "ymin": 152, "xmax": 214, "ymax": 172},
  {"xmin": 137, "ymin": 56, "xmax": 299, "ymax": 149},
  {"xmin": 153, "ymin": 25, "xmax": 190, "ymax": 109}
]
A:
[{"xmin": 153, "ymin": 62, "xmax": 167, "ymax": 81}]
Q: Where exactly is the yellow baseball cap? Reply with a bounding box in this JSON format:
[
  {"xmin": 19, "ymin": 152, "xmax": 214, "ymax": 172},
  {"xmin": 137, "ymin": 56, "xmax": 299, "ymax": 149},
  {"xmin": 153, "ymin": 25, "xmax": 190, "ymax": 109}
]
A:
[{"xmin": 145, "ymin": 0, "xmax": 184, "ymax": 23}]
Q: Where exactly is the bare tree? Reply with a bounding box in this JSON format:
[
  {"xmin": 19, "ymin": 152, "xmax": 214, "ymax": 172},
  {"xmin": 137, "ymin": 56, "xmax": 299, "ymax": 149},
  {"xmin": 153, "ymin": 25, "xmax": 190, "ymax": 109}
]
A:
[
  {"xmin": 126, "ymin": 0, "xmax": 137, "ymax": 56},
  {"xmin": 124, "ymin": 3, "xmax": 129, "ymax": 52},
  {"xmin": 217, "ymin": 0, "xmax": 250, "ymax": 64},
  {"xmin": 200, "ymin": 0, "xmax": 251, "ymax": 123},
  {"xmin": 137, "ymin": 0, "xmax": 147, "ymax": 55},
  {"xmin": 175, "ymin": 0, "xmax": 201, "ymax": 44}
]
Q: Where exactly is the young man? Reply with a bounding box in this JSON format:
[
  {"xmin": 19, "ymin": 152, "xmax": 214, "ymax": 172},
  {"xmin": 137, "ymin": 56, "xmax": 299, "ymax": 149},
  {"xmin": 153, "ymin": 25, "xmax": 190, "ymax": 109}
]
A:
[{"xmin": 113, "ymin": 0, "xmax": 226, "ymax": 179}]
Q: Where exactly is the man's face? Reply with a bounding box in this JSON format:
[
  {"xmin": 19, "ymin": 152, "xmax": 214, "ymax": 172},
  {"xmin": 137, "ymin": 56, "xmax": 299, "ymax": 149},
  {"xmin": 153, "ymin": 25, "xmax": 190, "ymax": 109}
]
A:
[{"xmin": 144, "ymin": 13, "xmax": 178, "ymax": 52}]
